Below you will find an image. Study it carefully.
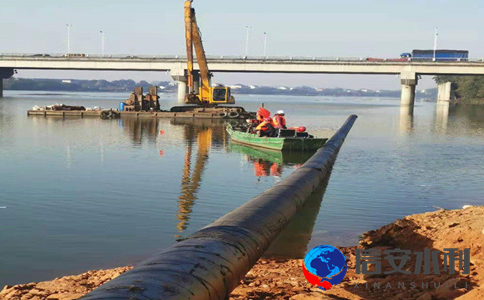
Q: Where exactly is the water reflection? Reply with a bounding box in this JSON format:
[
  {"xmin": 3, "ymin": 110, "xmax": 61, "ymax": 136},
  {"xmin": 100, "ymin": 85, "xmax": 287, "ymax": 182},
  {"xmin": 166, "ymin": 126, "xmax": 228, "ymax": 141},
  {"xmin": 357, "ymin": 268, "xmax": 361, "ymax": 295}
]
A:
[
  {"xmin": 167, "ymin": 119, "xmax": 241, "ymax": 238},
  {"xmin": 399, "ymin": 105, "xmax": 414, "ymax": 135},
  {"xmin": 227, "ymin": 142, "xmax": 328, "ymax": 258},
  {"xmin": 228, "ymin": 143, "xmax": 314, "ymax": 179},
  {"xmin": 433, "ymin": 104, "xmax": 484, "ymax": 136},
  {"xmin": 119, "ymin": 117, "xmax": 159, "ymax": 146},
  {"xmin": 175, "ymin": 125, "xmax": 212, "ymax": 236},
  {"xmin": 264, "ymin": 177, "xmax": 330, "ymax": 259},
  {"xmin": 434, "ymin": 102, "xmax": 450, "ymax": 134}
]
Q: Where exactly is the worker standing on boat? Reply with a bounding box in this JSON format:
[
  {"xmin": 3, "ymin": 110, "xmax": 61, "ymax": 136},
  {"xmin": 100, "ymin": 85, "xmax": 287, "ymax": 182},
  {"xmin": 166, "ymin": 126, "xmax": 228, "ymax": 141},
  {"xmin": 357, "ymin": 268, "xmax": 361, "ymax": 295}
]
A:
[
  {"xmin": 256, "ymin": 117, "xmax": 275, "ymax": 137},
  {"xmin": 273, "ymin": 110, "xmax": 287, "ymax": 129}
]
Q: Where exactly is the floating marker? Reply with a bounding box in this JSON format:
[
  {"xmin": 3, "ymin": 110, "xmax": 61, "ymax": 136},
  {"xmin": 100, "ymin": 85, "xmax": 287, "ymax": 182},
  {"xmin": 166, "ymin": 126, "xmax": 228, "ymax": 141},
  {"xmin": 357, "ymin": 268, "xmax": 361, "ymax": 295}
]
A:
[
  {"xmin": 159, "ymin": 150, "xmax": 165, "ymax": 157},
  {"xmin": 160, "ymin": 130, "xmax": 165, "ymax": 135}
]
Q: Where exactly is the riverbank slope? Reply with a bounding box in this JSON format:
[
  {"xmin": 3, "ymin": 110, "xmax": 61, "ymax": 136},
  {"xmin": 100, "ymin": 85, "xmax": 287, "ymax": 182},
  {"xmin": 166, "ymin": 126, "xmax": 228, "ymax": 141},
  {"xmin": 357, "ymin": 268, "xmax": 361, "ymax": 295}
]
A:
[{"xmin": 2, "ymin": 206, "xmax": 483, "ymax": 300}]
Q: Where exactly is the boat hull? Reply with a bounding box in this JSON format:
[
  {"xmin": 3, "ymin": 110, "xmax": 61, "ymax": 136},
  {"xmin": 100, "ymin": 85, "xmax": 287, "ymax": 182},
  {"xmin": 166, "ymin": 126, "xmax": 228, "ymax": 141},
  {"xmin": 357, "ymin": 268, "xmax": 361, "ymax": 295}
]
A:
[{"xmin": 227, "ymin": 125, "xmax": 327, "ymax": 151}]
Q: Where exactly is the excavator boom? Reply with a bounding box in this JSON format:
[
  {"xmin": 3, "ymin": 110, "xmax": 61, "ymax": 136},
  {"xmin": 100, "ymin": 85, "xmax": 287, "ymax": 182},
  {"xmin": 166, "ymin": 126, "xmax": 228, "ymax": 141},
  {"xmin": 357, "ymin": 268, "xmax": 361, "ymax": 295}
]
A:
[
  {"xmin": 190, "ymin": 9, "xmax": 212, "ymax": 102},
  {"xmin": 184, "ymin": 1, "xmax": 194, "ymax": 92},
  {"xmin": 183, "ymin": 0, "xmax": 235, "ymax": 106}
]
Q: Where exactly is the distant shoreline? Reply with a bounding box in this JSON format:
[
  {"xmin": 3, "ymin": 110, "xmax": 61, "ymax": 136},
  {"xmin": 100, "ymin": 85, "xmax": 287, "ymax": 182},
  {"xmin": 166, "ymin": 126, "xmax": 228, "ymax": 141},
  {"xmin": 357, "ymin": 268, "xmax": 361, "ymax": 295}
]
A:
[{"xmin": 3, "ymin": 77, "xmax": 436, "ymax": 99}]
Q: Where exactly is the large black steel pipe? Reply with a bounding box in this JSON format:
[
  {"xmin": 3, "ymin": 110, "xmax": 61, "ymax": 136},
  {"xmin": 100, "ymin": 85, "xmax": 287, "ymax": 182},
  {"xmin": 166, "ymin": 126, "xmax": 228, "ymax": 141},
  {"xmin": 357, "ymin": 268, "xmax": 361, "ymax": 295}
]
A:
[{"xmin": 81, "ymin": 115, "xmax": 358, "ymax": 300}]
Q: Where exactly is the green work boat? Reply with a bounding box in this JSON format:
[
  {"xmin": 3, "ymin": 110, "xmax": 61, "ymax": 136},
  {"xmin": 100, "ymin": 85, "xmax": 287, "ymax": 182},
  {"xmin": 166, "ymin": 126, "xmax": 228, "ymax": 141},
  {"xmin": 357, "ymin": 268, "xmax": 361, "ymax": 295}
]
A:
[{"xmin": 226, "ymin": 124, "xmax": 328, "ymax": 151}]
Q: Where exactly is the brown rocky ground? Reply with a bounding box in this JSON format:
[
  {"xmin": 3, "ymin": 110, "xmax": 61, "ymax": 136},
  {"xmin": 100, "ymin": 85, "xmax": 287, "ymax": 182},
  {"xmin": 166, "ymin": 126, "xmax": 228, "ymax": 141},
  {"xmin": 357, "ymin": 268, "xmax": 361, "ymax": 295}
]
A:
[{"xmin": 2, "ymin": 206, "xmax": 483, "ymax": 300}]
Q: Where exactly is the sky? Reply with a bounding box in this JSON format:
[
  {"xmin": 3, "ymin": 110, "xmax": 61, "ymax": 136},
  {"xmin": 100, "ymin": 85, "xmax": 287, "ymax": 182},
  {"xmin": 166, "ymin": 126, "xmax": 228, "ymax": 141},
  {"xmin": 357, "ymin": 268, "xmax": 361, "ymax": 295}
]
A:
[{"xmin": 1, "ymin": 0, "xmax": 483, "ymax": 90}]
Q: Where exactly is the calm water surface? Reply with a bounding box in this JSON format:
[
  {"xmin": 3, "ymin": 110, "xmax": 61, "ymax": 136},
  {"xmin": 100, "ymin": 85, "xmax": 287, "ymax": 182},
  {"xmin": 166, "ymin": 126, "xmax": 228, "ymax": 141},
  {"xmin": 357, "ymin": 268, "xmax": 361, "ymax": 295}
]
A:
[{"xmin": 0, "ymin": 91, "xmax": 483, "ymax": 286}]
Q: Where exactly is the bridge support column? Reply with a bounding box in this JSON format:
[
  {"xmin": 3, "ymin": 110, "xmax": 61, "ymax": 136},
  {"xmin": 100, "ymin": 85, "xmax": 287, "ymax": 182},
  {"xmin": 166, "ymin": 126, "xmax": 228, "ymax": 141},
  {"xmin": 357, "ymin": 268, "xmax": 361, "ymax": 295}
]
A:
[
  {"xmin": 171, "ymin": 69, "xmax": 188, "ymax": 104},
  {"xmin": 0, "ymin": 68, "xmax": 14, "ymax": 98},
  {"xmin": 176, "ymin": 81, "xmax": 188, "ymax": 103},
  {"xmin": 400, "ymin": 72, "xmax": 418, "ymax": 106},
  {"xmin": 437, "ymin": 82, "xmax": 453, "ymax": 104}
]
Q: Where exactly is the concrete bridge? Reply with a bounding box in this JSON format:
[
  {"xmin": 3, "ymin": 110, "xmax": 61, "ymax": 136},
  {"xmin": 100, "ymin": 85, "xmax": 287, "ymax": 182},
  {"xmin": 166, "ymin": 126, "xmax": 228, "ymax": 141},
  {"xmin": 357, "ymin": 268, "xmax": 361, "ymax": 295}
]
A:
[{"xmin": 2, "ymin": 54, "xmax": 484, "ymax": 104}]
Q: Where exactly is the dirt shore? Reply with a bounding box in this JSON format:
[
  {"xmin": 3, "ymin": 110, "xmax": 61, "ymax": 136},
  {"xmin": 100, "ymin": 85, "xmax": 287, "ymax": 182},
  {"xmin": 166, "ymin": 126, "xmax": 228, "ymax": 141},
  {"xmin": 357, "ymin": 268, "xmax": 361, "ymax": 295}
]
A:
[{"xmin": 2, "ymin": 206, "xmax": 483, "ymax": 300}]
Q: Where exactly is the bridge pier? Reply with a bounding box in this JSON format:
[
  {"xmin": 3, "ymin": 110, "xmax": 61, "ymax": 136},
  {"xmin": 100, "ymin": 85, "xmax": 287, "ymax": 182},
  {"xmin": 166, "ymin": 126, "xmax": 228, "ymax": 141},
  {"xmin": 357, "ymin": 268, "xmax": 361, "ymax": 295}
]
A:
[
  {"xmin": 400, "ymin": 72, "xmax": 418, "ymax": 106},
  {"xmin": 171, "ymin": 69, "xmax": 188, "ymax": 103},
  {"xmin": 0, "ymin": 68, "xmax": 14, "ymax": 98},
  {"xmin": 437, "ymin": 82, "xmax": 453, "ymax": 104},
  {"xmin": 176, "ymin": 80, "xmax": 188, "ymax": 103}
]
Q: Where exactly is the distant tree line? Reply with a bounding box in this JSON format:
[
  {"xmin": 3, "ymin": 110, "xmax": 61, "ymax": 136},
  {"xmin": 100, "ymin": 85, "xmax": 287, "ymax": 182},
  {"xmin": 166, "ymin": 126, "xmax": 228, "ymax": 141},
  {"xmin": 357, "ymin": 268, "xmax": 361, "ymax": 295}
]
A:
[
  {"xmin": 4, "ymin": 78, "xmax": 176, "ymax": 93},
  {"xmin": 434, "ymin": 75, "xmax": 484, "ymax": 104},
  {"xmin": 3, "ymin": 77, "xmax": 438, "ymax": 99},
  {"xmin": 232, "ymin": 85, "xmax": 403, "ymax": 97}
]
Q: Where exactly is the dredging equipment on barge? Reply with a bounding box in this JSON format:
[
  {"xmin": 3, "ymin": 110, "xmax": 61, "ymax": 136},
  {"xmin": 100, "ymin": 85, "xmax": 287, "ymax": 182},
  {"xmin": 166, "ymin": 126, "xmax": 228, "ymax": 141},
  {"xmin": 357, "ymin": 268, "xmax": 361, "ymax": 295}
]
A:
[
  {"xmin": 27, "ymin": 85, "xmax": 255, "ymax": 119},
  {"xmin": 28, "ymin": 0, "xmax": 256, "ymax": 120},
  {"xmin": 168, "ymin": 0, "xmax": 251, "ymax": 118}
]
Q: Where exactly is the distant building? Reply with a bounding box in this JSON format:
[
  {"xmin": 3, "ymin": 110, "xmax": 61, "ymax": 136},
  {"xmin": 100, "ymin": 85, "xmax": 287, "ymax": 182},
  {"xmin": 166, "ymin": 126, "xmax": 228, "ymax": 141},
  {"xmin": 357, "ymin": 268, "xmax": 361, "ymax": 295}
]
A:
[
  {"xmin": 277, "ymin": 86, "xmax": 288, "ymax": 90},
  {"xmin": 159, "ymin": 86, "xmax": 166, "ymax": 90},
  {"xmin": 249, "ymin": 85, "xmax": 258, "ymax": 89},
  {"xmin": 230, "ymin": 85, "xmax": 243, "ymax": 89},
  {"xmin": 62, "ymin": 80, "xmax": 72, "ymax": 84}
]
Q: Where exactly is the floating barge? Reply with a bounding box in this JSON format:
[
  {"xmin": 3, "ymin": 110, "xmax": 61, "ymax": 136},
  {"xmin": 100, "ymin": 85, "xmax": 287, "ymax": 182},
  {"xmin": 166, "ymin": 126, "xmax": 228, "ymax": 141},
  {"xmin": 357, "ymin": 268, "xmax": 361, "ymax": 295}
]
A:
[{"xmin": 27, "ymin": 110, "xmax": 253, "ymax": 119}]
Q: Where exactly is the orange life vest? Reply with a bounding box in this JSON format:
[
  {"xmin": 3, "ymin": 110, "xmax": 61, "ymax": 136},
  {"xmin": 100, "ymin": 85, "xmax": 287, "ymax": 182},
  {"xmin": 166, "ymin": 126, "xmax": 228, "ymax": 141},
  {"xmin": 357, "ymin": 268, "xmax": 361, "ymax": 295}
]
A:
[
  {"xmin": 256, "ymin": 107, "xmax": 271, "ymax": 122},
  {"xmin": 256, "ymin": 119, "xmax": 273, "ymax": 131},
  {"xmin": 273, "ymin": 115, "xmax": 286, "ymax": 129}
]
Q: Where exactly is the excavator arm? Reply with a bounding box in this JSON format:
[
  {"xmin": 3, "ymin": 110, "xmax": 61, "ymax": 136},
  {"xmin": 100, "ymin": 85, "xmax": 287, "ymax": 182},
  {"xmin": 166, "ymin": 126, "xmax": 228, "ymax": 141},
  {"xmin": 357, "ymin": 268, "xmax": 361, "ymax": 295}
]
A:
[
  {"xmin": 184, "ymin": 0, "xmax": 194, "ymax": 93},
  {"xmin": 190, "ymin": 10, "xmax": 212, "ymax": 102},
  {"xmin": 183, "ymin": 0, "xmax": 234, "ymax": 106}
]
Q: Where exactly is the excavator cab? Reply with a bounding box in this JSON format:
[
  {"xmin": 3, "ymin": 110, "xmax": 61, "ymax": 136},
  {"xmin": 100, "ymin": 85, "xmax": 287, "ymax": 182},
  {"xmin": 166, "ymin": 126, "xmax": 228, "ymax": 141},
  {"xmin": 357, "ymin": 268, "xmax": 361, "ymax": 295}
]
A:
[
  {"xmin": 185, "ymin": 86, "xmax": 235, "ymax": 106},
  {"xmin": 211, "ymin": 87, "xmax": 235, "ymax": 104}
]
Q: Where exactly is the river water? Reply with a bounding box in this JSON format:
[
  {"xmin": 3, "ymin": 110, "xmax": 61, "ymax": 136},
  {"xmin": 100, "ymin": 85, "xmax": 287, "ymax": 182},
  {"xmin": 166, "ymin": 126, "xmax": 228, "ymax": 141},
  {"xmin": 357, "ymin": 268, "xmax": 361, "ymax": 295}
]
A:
[{"xmin": 0, "ymin": 91, "xmax": 483, "ymax": 286}]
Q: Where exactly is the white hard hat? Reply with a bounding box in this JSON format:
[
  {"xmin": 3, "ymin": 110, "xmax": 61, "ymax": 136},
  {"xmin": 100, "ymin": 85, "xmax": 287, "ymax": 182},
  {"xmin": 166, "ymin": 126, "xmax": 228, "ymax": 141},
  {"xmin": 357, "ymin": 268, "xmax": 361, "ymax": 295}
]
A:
[{"xmin": 277, "ymin": 110, "xmax": 285, "ymax": 115}]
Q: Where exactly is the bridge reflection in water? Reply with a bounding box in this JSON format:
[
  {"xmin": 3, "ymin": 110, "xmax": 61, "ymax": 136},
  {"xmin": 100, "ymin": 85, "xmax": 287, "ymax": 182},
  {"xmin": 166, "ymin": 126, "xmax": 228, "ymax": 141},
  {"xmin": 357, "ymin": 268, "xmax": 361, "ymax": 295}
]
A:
[{"xmin": 399, "ymin": 105, "xmax": 414, "ymax": 135}]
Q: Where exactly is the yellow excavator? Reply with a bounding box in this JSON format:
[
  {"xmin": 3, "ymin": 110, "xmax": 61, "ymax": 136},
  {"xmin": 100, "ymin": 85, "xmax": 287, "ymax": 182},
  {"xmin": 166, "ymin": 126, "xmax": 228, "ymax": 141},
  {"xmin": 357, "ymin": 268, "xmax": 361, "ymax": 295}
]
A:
[{"xmin": 171, "ymin": 0, "xmax": 252, "ymax": 119}]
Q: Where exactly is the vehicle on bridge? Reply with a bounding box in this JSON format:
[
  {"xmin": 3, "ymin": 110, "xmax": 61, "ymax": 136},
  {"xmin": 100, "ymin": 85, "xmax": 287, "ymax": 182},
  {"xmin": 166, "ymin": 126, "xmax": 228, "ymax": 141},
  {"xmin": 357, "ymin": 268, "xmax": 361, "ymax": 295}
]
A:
[
  {"xmin": 64, "ymin": 53, "xmax": 87, "ymax": 58},
  {"xmin": 366, "ymin": 57, "xmax": 409, "ymax": 62},
  {"xmin": 31, "ymin": 54, "xmax": 51, "ymax": 57},
  {"xmin": 401, "ymin": 50, "xmax": 469, "ymax": 61}
]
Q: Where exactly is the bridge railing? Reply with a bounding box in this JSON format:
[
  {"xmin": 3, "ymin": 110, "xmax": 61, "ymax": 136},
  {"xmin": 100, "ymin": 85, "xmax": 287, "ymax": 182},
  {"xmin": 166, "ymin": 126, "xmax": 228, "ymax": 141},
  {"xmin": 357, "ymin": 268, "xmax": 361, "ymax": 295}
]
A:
[{"xmin": 0, "ymin": 53, "xmax": 484, "ymax": 62}]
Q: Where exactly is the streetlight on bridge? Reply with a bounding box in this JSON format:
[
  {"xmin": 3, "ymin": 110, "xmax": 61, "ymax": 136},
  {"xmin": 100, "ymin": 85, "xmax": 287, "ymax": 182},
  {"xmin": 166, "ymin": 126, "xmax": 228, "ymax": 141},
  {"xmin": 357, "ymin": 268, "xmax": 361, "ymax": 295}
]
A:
[
  {"xmin": 66, "ymin": 24, "xmax": 73, "ymax": 54},
  {"xmin": 100, "ymin": 31, "xmax": 106, "ymax": 57},
  {"xmin": 245, "ymin": 26, "xmax": 252, "ymax": 57},
  {"xmin": 263, "ymin": 32, "xmax": 268, "ymax": 57},
  {"xmin": 433, "ymin": 27, "xmax": 439, "ymax": 62}
]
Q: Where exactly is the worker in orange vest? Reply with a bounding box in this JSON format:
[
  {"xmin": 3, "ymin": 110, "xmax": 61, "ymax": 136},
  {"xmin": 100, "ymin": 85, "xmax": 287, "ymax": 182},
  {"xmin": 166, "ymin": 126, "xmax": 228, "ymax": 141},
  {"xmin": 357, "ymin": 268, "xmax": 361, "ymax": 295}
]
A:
[
  {"xmin": 273, "ymin": 110, "xmax": 287, "ymax": 129},
  {"xmin": 257, "ymin": 107, "xmax": 271, "ymax": 122},
  {"xmin": 256, "ymin": 117, "xmax": 275, "ymax": 137}
]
